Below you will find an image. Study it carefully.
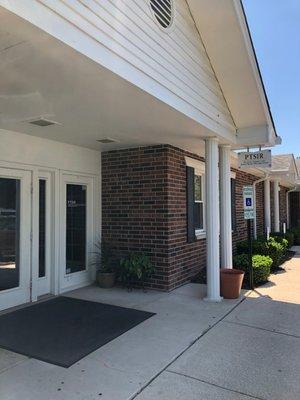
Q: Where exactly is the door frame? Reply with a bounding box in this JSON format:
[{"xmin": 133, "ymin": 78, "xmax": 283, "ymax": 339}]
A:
[
  {"xmin": 0, "ymin": 166, "xmax": 32, "ymax": 311},
  {"xmin": 59, "ymin": 172, "xmax": 96, "ymax": 293},
  {"xmin": 0, "ymin": 160, "xmax": 100, "ymax": 311}
]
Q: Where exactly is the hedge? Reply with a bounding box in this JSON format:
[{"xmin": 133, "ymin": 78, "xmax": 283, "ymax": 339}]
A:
[
  {"xmin": 289, "ymin": 227, "xmax": 300, "ymax": 245},
  {"xmin": 271, "ymin": 231, "xmax": 294, "ymax": 248},
  {"xmin": 233, "ymin": 254, "xmax": 272, "ymax": 286},
  {"xmin": 236, "ymin": 236, "xmax": 286, "ymax": 270}
]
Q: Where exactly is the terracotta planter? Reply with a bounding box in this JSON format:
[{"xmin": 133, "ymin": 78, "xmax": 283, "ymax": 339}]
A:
[
  {"xmin": 220, "ymin": 268, "xmax": 245, "ymax": 299},
  {"xmin": 96, "ymin": 271, "xmax": 116, "ymax": 288}
]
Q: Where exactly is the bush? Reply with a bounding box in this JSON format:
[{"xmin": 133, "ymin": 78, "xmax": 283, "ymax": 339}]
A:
[
  {"xmin": 119, "ymin": 252, "xmax": 155, "ymax": 289},
  {"xmin": 289, "ymin": 227, "xmax": 300, "ymax": 245},
  {"xmin": 233, "ymin": 254, "xmax": 272, "ymax": 286},
  {"xmin": 271, "ymin": 231, "xmax": 294, "ymax": 248},
  {"xmin": 236, "ymin": 238, "xmax": 267, "ymax": 255},
  {"xmin": 236, "ymin": 236, "xmax": 286, "ymax": 270},
  {"xmin": 266, "ymin": 237, "xmax": 286, "ymax": 270}
]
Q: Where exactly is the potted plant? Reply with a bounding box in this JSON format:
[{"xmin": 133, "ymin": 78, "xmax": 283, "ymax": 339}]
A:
[
  {"xmin": 220, "ymin": 268, "xmax": 245, "ymax": 299},
  {"xmin": 91, "ymin": 241, "xmax": 117, "ymax": 288},
  {"xmin": 119, "ymin": 252, "xmax": 155, "ymax": 290}
]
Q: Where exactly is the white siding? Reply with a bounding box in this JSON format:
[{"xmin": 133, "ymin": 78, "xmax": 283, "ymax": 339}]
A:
[{"xmin": 1, "ymin": 0, "xmax": 236, "ymax": 135}]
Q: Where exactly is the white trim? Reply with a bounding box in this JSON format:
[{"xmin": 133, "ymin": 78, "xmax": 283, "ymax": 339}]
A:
[{"xmin": 185, "ymin": 156, "xmax": 205, "ymax": 174}]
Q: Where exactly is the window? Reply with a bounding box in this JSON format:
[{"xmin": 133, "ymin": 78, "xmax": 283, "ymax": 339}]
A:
[
  {"xmin": 186, "ymin": 164, "xmax": 205, "ymax": 243},
  {"xmin": 231, "ymin": 178, "xmax": 237, "ymax": 232},
  {"xmin": 194, "ymin": 175, "xmax": 204, "ymax": 231},
  {"xmin": 150, "ymin": 0, "xmax": 174, "ymax": 29}
]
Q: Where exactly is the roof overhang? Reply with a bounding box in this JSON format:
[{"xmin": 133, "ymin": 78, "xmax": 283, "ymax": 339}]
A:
[{"xmin": 187, "ymin": 0, "xmax": 279, "ymax": 148}]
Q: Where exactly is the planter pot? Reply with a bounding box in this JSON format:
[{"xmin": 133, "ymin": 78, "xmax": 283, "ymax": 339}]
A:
[
  {"xmin": 96, "ymin": 271, "xmax": 116, "ymax": 288},
  {"xmin": 220, "ymin": 268, "xmax": 245, "ymax": 299}
]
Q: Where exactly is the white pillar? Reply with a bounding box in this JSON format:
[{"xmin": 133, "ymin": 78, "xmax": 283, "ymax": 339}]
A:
[
  {"xmin": 274, "ymin": 180, "xmax": 280, "ymax": 232},
  {"xmin": 264, "ymin": 178, "xmax": 271, "ymax": 233},
  {"xmin": 219, "ymin": 145, "xmax": 233, "ymax": 268},
  {"xmin": 205, "ymin": 137, "xmax": 222, "ymax": 302}
]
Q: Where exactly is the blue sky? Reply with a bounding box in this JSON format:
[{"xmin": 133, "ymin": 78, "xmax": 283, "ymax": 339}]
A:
[{"xmin": 243, "ymin": 0, "xmax": 300, "ymax": 157}]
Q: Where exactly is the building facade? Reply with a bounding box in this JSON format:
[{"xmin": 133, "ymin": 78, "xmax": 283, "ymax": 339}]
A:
[{"xmin": 0, "ymin": 0, "xmax": 299, "ymax": 310}]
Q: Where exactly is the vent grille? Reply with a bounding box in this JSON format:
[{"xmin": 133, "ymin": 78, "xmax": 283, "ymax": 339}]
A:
[
  {"xmin": 97, "ymin": 138, "xmax": 117, "ymax": 144},
  {"xmin": 150, "ymin": 0, "xmax": 173, "ymax": 29},
  {"xmin": 29, "ymin": 118, "xmax": 57, "ymax": 127}
]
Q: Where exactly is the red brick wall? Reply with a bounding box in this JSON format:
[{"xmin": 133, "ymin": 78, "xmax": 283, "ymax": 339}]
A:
[
  {"xmin": 102, "ymin": 144, "xmax": 289, "ymax": 291},
  {"xmin": 232, "ymin": 170, "xmax": 264, "ymax": 249},
  {"xmin": 102, "ymin": 146, "xmax": 170, "ymax": 290}
]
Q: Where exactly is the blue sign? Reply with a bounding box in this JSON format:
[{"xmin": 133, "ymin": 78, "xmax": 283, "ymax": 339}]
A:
[{"xmin": 246, "ymin": 198, "xmax": 252, "ymax": 207}]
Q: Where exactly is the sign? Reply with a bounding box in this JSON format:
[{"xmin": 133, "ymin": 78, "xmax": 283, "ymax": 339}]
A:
[
  {"xmin": 243, "ymin": 186, "xmax": 254, "ymax": 220},
  {"xmin": 238, "ymin": 149, "xmax": 272, "ymax": 169}
]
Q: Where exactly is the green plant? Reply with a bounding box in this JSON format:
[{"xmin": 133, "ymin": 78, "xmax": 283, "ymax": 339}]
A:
[
  {"xmin": 91, "ymin": 241, "xmax": 117, "ymax": 273},
  {"xmin": 289, "ymin": 227, "xmax": 300, "ymax": 244},
  {"xmin": 233, "ymin": 254, "xmax": 272, "ymax": 286},
  {"xmin": 271, "ymin": 232, "xmax": 293, "ymax": 248},
  {"xmin": 236, "ymin": 238, "xmax": 267, "ymax": 255},
  {"xmin": 237, "ymin": 235, "xmax": 287, "ymax": 271},
  {"xmin": 266, "ymin": 237, "xmax": 286, "ymax": 270},
  {"xmin": 119, "ymin": 252, "xmax": 155, "ymax": 289}
]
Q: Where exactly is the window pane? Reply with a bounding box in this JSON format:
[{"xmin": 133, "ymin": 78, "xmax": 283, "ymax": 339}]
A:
[
  {"xmin": 0, "ymin": 178, "xmax": 20, "ymax": 291},
  {"xmin": 66, "ymin": 184, "xmax": 86, "ymax": 274},
  {"xmin": 194, "ymin": 175, "xmax": 202, "ymax": 201},
  {"xmin": 194, "ymin": 202, "xmax": 204, "ymax": 230},
  {"xmin": 39, "ymin": 179, "xmax": 46, "ymax": 278}
]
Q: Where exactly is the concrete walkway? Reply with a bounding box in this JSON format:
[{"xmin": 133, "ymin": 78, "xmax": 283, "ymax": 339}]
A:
[
  {"xmin": 0, "ymin": 247, "xmax": 299, "ymax": 399},
  {"xmin": 136, "ymin": 246, "xmax": 300, "ymax": 400}
]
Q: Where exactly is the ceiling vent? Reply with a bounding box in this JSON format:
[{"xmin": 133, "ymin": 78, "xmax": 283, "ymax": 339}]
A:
[
  {"xmin": 28, "ymin": 118, "xmax": 59, "ymax": 127},
  {"xmin": 150, "ymin": 0, "xmax": 173, "ymax": 29},
  {"xmin": 97, "ymin": 138, "xmax": 118, "ymax": 144}
]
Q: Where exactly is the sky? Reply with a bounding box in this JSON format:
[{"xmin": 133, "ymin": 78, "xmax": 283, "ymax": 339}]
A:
[{"xmin": 243, "ymin": 0, "xmax": 300, "ymax": 157}]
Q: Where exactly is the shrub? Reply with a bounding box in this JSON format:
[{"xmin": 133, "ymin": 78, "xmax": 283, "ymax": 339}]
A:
[
  {"xmin": 119, "ymin": 252, "xmax": 155, "ymax": 289},
  {"xmin": 236, "ymin": 236, "xmax": 286, "ymax": 270},
  {"xmin": 233, "ymin": 254, "xmax": 272, "ymax": 286},
  {"xmin": 236, "ymin": 238, "xmax": 267, "ymax": 255},
  {"xmin": 289, "ymin": 227, "xmax": 300, "ymax": 245},
  {"xmin": 271, "ymin": 231, "xmax": 294, "ymax": 248},
  {"xmin": 266, "ymin": 237, "xmax": 286, "ymax": 270}
]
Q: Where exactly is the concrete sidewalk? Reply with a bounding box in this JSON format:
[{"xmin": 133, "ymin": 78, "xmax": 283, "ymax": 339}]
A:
[
  {"xmin": 0, "ymin": 248, "xmax": 299, "ymax": 399},
  {"xmin": 136, "ymin": 246, "xmax": 300, "ymax": 400}
]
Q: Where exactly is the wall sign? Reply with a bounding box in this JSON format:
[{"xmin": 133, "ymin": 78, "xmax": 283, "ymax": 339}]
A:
[
  {"xmin": 238, "ymin": 149, "xmax": 272, "ymax": 169},
  {"xmin": 243, "ymin": 186, "xmax": 254, "ymax": 220}
]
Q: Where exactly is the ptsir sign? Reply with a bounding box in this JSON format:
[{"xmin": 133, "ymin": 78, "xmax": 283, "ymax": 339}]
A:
[{"xmin": 238, "ymin": 149, "xmax": 272, "ymax": 169}]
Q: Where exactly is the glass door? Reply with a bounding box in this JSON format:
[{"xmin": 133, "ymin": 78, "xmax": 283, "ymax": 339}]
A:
[
  {"xmin": 0, "ymin": 168, "xmax": 31, "ymax": 311},
  {"xmin": 35, "ymin": 172, "xmax": 52, "ymax": 297},
  {"xmin": 60, "ymin": 174, "xmax": 94, "ymax": 292}
]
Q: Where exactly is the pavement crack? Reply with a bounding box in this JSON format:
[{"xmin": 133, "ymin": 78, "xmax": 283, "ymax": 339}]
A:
[
  {"xmin": 166, "ymin": 370, "xmax": 266, "ymax": 400},
  {"xmin": 130, "ymin": 296, "xmax": 247, "ymax": 399},
  {"xmin": 223, "ymin": 320, "xmax": 300, "ymax": 339}
]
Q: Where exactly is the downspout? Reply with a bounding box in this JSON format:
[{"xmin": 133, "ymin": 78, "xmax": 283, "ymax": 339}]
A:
[
  {"xmin": 286, "ymin": 187, "xmax": 297, "ymax": 229},
  {"xmin": 253, "ymin": 173, "xmax": 269, "ymax": 239}
]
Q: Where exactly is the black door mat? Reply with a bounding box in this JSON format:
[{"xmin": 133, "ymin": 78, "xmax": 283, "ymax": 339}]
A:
[{"xmin": 0, "ymin": 296, "xmax": 155, "ymax": 367}]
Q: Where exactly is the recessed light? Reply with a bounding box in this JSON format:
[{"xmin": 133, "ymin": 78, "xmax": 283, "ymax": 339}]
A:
[{"xmin": 97, "ymin": 138, "xmax": 118, "ymax": 144}]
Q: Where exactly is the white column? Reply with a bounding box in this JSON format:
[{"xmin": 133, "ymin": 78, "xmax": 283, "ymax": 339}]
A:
[
  {"xmin": 219, "ymin": 145, "xmax": 233, "ymax": 268},
  {"xmin": 274, "ymin": 179, "xmax": 280, "ymax": 232},
  {"xmin": 264, "ymin": 178, "xmax": 271, "ymax": 233},
  {"xmin": 205, "ymin": 137, "xmax": 222, "ymax": 302}
]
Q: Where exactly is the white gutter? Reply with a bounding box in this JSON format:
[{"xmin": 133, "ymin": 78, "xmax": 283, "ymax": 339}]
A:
[{"xmin": 253, "ymin": 172, "xmax": 269, "ymax": 239}]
